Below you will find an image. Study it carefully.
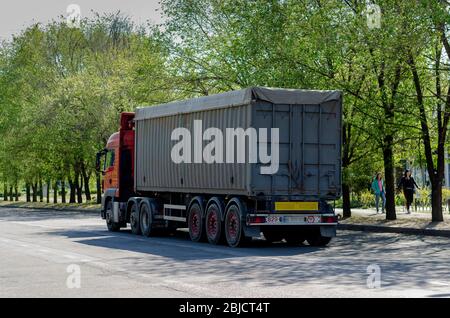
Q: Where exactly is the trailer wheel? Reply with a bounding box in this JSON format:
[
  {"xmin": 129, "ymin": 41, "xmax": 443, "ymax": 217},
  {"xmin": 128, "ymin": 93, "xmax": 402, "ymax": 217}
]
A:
[
  {"xmin": 130, "ymin": 203, "xmax": 141, "ymax": 235},
  {"xmin": 105, "ymin": 200, "xmax": 120, "ymax": 232},
  {"xmin": 140, "ymin": 201, "xmax": 154, "ymax": 237},
  {"xmin": 224, "ymin": 204, "xmax": 245, "ymax": 247},
  {"xmin": 188, "ymin": 202, "xmax": 205, "ymax": 242},
  {"xmin": 205, "ymin": 202, "xmax": 223, "ymax": 245},
  {"xmin": 307, "ymin": 235, "xmax": 331, "ymax": 247}
]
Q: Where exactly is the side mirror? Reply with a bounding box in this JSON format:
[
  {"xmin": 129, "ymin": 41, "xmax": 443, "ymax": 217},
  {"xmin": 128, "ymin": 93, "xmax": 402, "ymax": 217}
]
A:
[{"xmin": 96, "ymin": 149, "xmax": 107, "ymax": 173}]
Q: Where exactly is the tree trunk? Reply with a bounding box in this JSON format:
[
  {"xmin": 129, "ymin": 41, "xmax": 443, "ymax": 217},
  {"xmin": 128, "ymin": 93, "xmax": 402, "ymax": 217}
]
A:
[
  {"xmin": 342, "ymin": 183, "xmax": 351, "ymax": 218},
  {"xmin": 431, "ymin": 180, "xmax": 444, "ymax": 222},
  {"xmin": 383, "ymin": 136, "xmax": 396, "ymax": 220},
  {"xmin": 75, "ymin": 165, "xmax": 83, "ymax": 204},
  {"xmin": 68, "ymin": 178, "xmax": 76, "ymax": 203},
  {"xmin": 61, "ymin": 180, "xmax": 66, "ymax": 203},
  {"xmin": 39, "ymin": 179, "xmax": 43, "ymax": 202},
  {"xmin": 96, "ymin": 171, "xmax": 102, "ymax": 204},
  {"xmin": 14, "ymin": 184, "xmax": 18, "ymax": 201},
  {"xmin": 46, "ymin": 180, "xmax": 50, "ymax": 203},
  {"xmin": 26, "ymin": 184, "xmax": 31, "ymax": 202},
  {"xmin": 342, "ymin": 121, "xmax": 351, "ymax": 218},
  {"xmin": 409, "ymin": 52, "xmax": 444, "ymax": 222},
  {"xmin": 3, "ymin": 183, "xmax": 7, "ymax": 201},
  {"xmin": 81, "ymin": 162, "xmax": 91, "ymax": 201},
  {"xmin": 53, "ymin": 181, "xmax": 58, "ymax": 203},
  {"xmin": 9, "ymin": 185, "xmax": 13, "ymax": 201},
  {"xmin": 431, "ymin": 143, "xmax": 445, "ymax": 222},
  {"xmin": 32, "ymin": 183, "xmax": 37, "ymax": 202}
]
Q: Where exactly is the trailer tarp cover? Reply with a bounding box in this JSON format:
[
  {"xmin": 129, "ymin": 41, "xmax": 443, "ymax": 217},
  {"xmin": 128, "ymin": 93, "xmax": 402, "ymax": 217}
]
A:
[{"xmin": 135, "ymin": 87, "xmax": 341, "ymax": 120}]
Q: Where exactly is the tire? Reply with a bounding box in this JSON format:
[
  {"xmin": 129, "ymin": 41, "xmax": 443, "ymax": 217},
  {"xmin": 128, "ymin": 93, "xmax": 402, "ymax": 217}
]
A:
[
  {"xmin": 105, "ymin": 200, "xmax": 120, "ymax": 232},
  {"xmin": 130, "ymin": 203, "xmax": 141, "ymax": 235},
  {"xmin": 307, "ymin": 235, "xmax": 332, "ymax": 247},
  {"xmin": 284, "ymin": 233, "xmax": 306, "ymax": 246},
  {"xmin": 263, "ymin": 231, "xmax": 283, "ymax": 243},
  {"xmin": 205, "ymin": 202, "xmax": 223, "ymax": 245},
  {"xmin": 224, "ymin": 204, "xmax": 245, "ymax": 247},
  {"xmin": 188, "ymin": 202, "xmax": 206, "ymax": 242},
  {"xmin": 140, "ymin": 201, "xmax": 154, "ymax": 237}
]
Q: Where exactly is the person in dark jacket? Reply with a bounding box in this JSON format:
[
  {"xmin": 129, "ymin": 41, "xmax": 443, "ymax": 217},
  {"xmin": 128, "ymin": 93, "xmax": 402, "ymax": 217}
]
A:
[{"xmin": 398, "ymin": 170, "xmax": 419, "ymax": 214}]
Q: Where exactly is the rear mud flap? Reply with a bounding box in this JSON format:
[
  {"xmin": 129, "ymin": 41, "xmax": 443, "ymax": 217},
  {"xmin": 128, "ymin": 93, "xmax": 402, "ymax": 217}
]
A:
[
  {"xmin": 320, "ymin": 226, "xmax": 337, "ymax": 237},
  {"xmin": 244, "ymin": 225, "xmax": 260, "ymax": 238}
]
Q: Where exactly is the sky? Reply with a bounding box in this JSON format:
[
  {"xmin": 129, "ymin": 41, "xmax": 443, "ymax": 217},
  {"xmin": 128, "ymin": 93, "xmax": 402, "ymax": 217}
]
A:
[{"xmin": 0, "ymin": 0, "xmax": 163, "ymax": 40}]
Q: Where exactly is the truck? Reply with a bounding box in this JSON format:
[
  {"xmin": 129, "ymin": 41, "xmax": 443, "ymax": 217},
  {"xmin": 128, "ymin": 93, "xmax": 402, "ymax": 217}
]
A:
[{"xmin": 96, "ymin": 87, "xmax": 342, "ymax": 247}]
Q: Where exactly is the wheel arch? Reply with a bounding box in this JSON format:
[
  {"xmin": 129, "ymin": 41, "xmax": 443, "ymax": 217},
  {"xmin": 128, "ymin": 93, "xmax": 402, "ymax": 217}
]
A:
[
  {"xmin": 225, "ymin": 197, "xmax": 247, "ymax": 220},
  {"xmin": 225, "ymin": 197, "xmax": 258, "ymax": 239},
  {"xmin": 101, "ymin": 188, "xmax": 117, "ymax": 219},
  {"xmin": 187, "ymin": 196, "xmax": 206, "ymax": 220},
  {"xmin": 126, "ymin": 197, "xmax": 142, "ymax": 222},
  {"xmin": 101, "ymin": 196, "xmax": 113, "ymax": 219},
  {"xmin": 138, "ymin": 197, "xmax": 158, "ymax": 215}
]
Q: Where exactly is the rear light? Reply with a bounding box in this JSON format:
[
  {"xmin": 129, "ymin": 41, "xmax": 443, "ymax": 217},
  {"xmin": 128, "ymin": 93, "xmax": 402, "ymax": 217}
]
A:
[
  {"xmin": 248, "ymin": 216, "xmax": 266, "ymax": 224},
  {"xmin": 321, "ymin": 216, "xmax": 338, "ymax": 223}
]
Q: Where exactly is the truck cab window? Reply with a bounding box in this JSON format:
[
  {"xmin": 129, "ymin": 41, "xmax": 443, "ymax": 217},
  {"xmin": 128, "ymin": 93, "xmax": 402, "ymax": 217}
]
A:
[{"xmin": 105, "ymin": 150, "xmax": 115, "ymax": 169}]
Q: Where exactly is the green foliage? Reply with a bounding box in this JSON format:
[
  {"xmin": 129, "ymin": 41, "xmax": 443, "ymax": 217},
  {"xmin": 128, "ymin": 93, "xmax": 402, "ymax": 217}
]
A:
[
  {"xmin": 0, "ymin": 13, "xmax": 176, "ymax": 195},
  {"xmin": 1, "ymin": 1, "xmax": 450, "ymax": 222}
]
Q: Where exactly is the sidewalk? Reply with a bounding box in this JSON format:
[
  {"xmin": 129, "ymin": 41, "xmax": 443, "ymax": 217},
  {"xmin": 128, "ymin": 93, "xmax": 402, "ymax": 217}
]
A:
[{"xmin": 335, "ymin": 207, "xmax": 450, "ymax": 237}]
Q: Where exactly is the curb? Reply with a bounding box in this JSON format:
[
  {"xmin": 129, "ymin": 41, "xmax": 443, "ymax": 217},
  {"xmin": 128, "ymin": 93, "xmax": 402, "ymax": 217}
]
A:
[
  {"xmin": 338, "ymin": 223, "xmax": 450, "ymax": 238},
  {"xmin": 0, "ymin": 204, "xmax": 100, "ymax": 214}
]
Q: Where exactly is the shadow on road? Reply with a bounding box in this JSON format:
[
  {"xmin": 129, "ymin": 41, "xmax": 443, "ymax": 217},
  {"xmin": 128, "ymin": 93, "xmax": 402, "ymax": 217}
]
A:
[{"xmin": 46, "ymin": 227, "xmax": 322, "ymax": 261}]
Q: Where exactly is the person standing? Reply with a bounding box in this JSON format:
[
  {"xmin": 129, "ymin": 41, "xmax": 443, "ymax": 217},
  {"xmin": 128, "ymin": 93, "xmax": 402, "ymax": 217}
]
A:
[
  {"xmin": 371, "ymin": 172, "xmax": 386, "ymax": 214},
  {"xmin": 398, "ymin": 170, "xmax": 419, "ymax": 214}
]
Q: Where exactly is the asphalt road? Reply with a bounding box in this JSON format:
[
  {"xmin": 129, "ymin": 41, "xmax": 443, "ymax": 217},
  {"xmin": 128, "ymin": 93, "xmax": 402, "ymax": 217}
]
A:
[{"xmin": 0, "ymin": 207, "xmax": 449, "ymax": 298}]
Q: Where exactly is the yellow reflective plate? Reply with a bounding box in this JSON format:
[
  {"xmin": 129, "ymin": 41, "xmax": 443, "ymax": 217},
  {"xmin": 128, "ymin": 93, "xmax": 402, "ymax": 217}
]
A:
[{"xmin": 274, "ymin": 201, "xmax": 319, "ymax": 211}]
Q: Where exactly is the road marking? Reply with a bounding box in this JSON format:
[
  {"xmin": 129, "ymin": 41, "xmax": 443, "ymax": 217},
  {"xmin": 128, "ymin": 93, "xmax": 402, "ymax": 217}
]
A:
[
  {"xmin": 429, "ymin": 281, "xmax": 450, "ymax": 286},
  {"xmin": 0, "ymin": 236, "xmax": 97, "ymax": 264}
]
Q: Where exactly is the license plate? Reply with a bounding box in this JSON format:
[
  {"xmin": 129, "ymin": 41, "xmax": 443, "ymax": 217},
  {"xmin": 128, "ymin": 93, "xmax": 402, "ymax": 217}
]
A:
[
  {"xmin": 283, "ymin": 215, "xmax": 321, "ymax": 224},
  {"xmin": 275, "ymin": 202, "xmax": 319, "ymax": 211},
  {"xmin": 266, "ymin": 215, "xmax": 282, "ymax": 224},
  {"xmin": 283, "ymin": 216, "xmax": 304, "ymax": 223}
]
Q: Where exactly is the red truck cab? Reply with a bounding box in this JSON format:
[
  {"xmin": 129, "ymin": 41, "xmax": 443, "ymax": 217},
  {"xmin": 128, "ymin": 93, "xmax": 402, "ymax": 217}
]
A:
[{"xmin": 97, "ymin": 112, "xmax": 135, "ymax": 230}]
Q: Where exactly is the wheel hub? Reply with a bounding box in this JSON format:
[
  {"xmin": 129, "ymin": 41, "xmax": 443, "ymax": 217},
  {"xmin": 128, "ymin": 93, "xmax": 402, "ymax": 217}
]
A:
[{"xmin": 207, "ymin": 210, "xmax": 218, "ymax": 237}]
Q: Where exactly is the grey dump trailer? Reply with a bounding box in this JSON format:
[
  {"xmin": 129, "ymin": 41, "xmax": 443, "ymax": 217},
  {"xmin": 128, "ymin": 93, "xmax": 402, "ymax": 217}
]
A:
[{"xmin": 99, "ymin": 87, "xmax": 342, "ymax": 247}]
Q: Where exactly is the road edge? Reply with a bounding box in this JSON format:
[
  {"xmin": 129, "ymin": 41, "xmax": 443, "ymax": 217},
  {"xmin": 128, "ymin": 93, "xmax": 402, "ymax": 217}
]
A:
[{"xmin": 0, "ymin": 204, "xmax": 100, "ymax": 214}]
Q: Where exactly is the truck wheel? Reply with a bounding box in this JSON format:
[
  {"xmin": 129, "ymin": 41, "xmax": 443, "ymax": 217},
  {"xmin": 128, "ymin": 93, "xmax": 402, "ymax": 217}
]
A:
[
  {"xmin": 307, "ymin": 235, "xmax": 332, "ymax": 247},
  {"xmin": 105, "ymin": 200, "xmax": 121, "ymax": 232},
  {"xmin": 263, "ymin": 231, "xmax": 283, "ymax": 243},
  {"xmin": 130, "ymin": 203, "xmax": 141, "ymax": 235},
  {"xmin": 205, "ymin": 203, "xmax": 223, "ymax": 245},
  {"xmin": 188, "ymin": 202, "xmax": 205, "ymax": 242},
  {"xmin": 224, "ymin": 204, "xmax": 245, "ymax": 247},
  {"xmin": 140, "ymin": 202, "xmax": 154, "ymax": 237},
  {"xmin": 284, "ymin": 233, "xmax": 305, "ymax": 246}
]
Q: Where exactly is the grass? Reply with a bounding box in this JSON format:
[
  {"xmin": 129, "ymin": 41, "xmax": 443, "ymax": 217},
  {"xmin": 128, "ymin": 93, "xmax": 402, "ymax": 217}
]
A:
[{"xmin": 0, "ymin": 200, "xmax": 100, "ymax": 211}]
